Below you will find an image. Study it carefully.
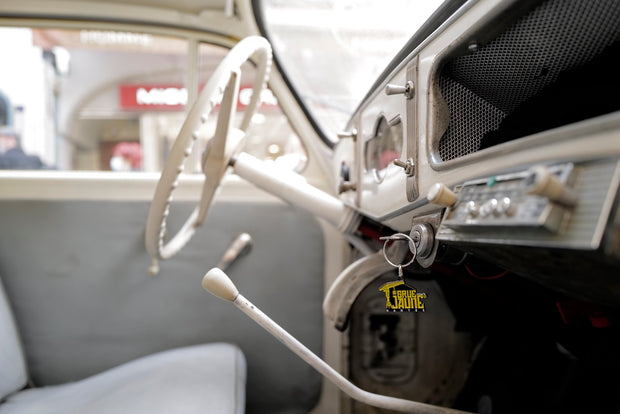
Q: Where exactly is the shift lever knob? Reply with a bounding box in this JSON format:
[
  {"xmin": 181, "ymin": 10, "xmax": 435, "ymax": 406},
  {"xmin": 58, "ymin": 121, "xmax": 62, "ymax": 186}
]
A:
[{"xmin": 202, "ymin": 268, "xmax": 239, "ymax": 302}]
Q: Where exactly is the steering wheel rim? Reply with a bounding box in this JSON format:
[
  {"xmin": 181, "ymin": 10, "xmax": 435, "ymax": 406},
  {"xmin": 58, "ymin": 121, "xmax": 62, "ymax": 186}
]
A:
[{"xmin": 145, "ymin": 36, "xmax": 272, "ymax": 274}]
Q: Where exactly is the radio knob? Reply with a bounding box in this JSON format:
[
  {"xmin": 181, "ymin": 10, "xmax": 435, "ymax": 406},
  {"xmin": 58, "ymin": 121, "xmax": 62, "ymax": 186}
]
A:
[
  {"xmin": 480, "ymin": 198, "xmax": 498, "ymax": 217},
  {"xmin": 524, "ymin": 165, "xmax": 577, "ymax": 206},
  {"xmin": 497, "ymin": 197, "xmax": 514, "ymax": 216},
  {"xmin": 427, "ymin": 183, "xmax": 457, "ymax": 207},
  {"xmin": 465, "ymin": 201, "xmax": 480, "ymax": 217}
]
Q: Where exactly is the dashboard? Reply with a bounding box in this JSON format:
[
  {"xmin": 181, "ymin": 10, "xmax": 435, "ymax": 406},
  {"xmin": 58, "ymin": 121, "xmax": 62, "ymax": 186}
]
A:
[{"xmin": 334, "ymin": 0, "xmax": 620, "ymax": 306}]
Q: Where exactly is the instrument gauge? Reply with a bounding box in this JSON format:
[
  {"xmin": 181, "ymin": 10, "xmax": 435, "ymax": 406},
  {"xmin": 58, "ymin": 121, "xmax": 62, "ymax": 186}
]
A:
[{"xmin": 364, "ymin": 114, "xmax": 403, "ymax": 183}]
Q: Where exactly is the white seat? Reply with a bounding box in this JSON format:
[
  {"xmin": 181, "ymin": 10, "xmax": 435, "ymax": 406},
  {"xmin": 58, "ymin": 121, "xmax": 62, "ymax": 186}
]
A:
[{"xmin": 0, "ymin": 279, "xmax": 246, "ymax": 414}]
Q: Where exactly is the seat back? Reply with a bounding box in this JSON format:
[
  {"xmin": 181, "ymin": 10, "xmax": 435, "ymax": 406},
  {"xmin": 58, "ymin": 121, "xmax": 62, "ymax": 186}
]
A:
[
  {"xmin": 0, "ymin": 277, "xmax": 27, "ymax": 401},
  {"xmin": 0, "ymin": 199, "xmax": 325, "ymax": 413}
]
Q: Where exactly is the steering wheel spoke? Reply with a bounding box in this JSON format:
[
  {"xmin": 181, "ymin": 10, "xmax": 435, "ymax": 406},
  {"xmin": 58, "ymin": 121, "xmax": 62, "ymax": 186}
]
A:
[
  {"xmin": 212, "ymin": 69, "xmax": 240, "ymax": 153},
  {"xmin": 145, "ymin": 36, "xmax": 272, "ymax": 273}
]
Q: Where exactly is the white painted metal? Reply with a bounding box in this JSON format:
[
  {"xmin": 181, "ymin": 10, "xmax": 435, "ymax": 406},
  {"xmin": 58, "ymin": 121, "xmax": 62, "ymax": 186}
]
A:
[
  {"xmin": 216, "ymin": 233, "xmax": 253, "ymax": 271},
  {"xmin": 336, "ymin": 0, "xmax": 620, "ymax": 230},
  {"xmin": 233, "ymin": 151, "xmax": 358, "ymax": 232},
  {"xmin": 202, "ymin": 267, "xmax": 473, "ymax": 414},
  {"xmin": 0, "ymin": 171, "xmax": 288, "ymax": 202},
  {"xmin": 322, "ymin": 241, "xmax": 409, "ymax": 330},
  {"xmin": 0, "ymin": 0, "xmax": 246, "ymax": 37}
]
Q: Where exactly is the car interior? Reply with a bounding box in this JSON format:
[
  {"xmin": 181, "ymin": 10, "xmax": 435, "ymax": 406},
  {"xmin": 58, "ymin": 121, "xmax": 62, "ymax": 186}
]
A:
[{"xmin": 1, "ymin": 0, "xmax": 619, "ymax": 413}]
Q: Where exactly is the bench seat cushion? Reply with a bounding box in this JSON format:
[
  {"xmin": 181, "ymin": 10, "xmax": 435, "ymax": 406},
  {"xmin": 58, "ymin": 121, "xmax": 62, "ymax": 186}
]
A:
[
  {"xmin": 0, "ymin": 279, "xmax": 27, "ymax": 402},
  {"xmin": 0, "ymin": 343, "xmax": 245, "ymax": 414}
]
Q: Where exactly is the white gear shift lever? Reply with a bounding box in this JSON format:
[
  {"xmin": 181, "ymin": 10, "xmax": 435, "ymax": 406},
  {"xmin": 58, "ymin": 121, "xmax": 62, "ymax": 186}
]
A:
[{"xmin": 202, "ymin": 268, "xmax": 473, "ymax": 414}]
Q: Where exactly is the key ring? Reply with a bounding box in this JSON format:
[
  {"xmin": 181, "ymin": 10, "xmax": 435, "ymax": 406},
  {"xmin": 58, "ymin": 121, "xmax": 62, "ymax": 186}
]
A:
[{"xmin": 379, "ymin": 233, "xmax": 417, "ymax": 278}]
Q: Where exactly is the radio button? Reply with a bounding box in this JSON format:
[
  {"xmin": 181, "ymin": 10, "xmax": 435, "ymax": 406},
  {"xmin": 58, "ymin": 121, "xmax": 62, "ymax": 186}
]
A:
[
  {"xmin": 465, "ymin": 201, "xmax": 480, "ymax": 217},
  {"xmin": 497, "ymin": 197, "xmax": 514, "ymax": 216},
  {"xmin": 480, "ymin": 198, "xmax": 498, "ymax": 217}
]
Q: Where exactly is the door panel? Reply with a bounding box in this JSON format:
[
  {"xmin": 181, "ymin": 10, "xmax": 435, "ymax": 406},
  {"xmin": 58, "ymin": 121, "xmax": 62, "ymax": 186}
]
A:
[{"xmin": 0, "ymin": 198, "xmax": 324, "ymax": 413}]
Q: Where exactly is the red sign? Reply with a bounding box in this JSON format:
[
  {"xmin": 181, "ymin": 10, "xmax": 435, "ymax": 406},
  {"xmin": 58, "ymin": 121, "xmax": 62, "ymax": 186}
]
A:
[{"xmin": 119, "ymin": 84, "xmax": 278, "ymax": 111}]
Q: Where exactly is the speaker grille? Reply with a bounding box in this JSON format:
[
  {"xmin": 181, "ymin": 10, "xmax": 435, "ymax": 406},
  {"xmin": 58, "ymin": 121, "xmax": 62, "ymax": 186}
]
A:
[{"xmin": 437, "ymin": 0, "xmax": 620, "ymax": 162}]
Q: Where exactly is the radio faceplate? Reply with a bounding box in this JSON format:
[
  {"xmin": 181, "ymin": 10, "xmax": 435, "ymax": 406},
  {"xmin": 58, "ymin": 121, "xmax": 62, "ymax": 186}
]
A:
[
  {"xmin": 436, "ymin": 160, "xmax": 620, "ymax": 250},
  {"xmin": 443, "ymin": 163, "xmax": 576, "ymax": 233}
]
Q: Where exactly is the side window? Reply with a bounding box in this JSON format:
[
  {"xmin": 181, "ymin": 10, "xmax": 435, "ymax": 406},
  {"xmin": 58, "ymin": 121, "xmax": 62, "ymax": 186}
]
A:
[{"xmin": 0, "ymin": 27, "xmax": 306, "ymax": 172}]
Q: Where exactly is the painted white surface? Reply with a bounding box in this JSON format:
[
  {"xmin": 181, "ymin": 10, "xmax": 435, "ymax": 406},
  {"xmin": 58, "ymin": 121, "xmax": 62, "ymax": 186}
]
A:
[{"xmin": 201, "ymin": 267, "xmax": 473, "ymax": 414}]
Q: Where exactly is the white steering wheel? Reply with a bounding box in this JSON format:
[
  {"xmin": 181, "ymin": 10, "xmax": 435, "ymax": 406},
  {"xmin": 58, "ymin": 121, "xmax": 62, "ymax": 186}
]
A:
[{"xmin": 145, "ymin": 36, "xmax": 272, "ymax": 274}]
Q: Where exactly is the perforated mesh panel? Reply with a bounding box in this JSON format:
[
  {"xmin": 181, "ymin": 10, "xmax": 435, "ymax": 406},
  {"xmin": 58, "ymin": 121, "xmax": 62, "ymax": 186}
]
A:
[{"xmin": 437, "ymin": 0, "xmax": 620, "ymax": 161}]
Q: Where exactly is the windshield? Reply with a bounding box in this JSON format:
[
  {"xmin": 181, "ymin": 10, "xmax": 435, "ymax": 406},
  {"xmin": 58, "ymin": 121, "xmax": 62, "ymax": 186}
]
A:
[{"xmin": 260, "ymin": 0, "xmax": 445, "ymax": 144}]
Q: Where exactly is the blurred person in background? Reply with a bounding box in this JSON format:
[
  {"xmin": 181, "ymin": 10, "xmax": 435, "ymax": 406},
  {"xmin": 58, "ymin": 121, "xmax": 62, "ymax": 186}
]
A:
[
  {"xmin": 0, "ymin": 126, "xmax": 51, "ymax": 170},
  {"xmin": 109, "ymin": 141, "xmax": 142, "ymax": 171}
]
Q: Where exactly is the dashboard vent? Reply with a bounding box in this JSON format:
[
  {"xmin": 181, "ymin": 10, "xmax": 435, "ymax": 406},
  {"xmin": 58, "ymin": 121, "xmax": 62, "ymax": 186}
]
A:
[{"xmin": 437, "ymin": 0, "xmax": 620, "ymax": 162}]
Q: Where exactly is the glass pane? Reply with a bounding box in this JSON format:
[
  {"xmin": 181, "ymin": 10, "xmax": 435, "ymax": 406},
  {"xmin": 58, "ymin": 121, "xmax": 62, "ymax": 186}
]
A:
[
  {"xmin": 0, "ymin": 27, "xmax": 188, "ymax": 171},
  {"xmin": 261, "ymin": 0, "xmax": 445, "ymax": 142},
  {"xmin": 0, "ymin": 27, "xmax": 307, "ymax": 172}
]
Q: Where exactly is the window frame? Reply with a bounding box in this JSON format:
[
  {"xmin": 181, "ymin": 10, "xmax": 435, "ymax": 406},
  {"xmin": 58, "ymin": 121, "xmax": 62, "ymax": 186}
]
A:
[
  {"xmin": 251, "ymin": 0, "xmax": 335, "ymax": 150},
  {"xmin": 0, "ymin": 16, "xmax": 310, "ymax": 175},
  {"xmin": 0, "ymin": 17, "xmax": 235, "ymax": 170}
]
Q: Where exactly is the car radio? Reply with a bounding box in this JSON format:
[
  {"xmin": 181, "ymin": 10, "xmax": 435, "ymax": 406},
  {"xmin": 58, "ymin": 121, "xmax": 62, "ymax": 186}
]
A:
[
  {"xmin": 439, "ymin": 163, "xmax": 577, "ymax": 233},
  {"xmin": 429, "ymin": 159, "xmax": 620, "ymax": 250}
]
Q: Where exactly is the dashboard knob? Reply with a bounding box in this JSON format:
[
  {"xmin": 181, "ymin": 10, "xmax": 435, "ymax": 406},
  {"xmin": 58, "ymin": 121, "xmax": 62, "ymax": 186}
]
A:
[
  {"xmin": 465, "ymin": 201, "xmax": 480, "ymax": 217},
  {"xmin": 337, "ymin": 129, "xmax": 357, "ymax": 140},
  {"xmin": 497, "ymin": 197, "xmax": 514, "ymax": 216},
  {"xmin": 393, "ymin": 158, "xmax": 415, "ymax": 176},
  {"xmin": 480, "ymin": 198, "xmax": 499, "ymax": 217},
  {"xmin": 427, "ymin": 183, "xmax": 457, "ymax": 207},
  {"xmin": 385, "ymin": 81, "xmax": 414, "ymax": 99},
  {"xmin": 524, "ymin": 165, "xmax": 577, "ymax": 206}
]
